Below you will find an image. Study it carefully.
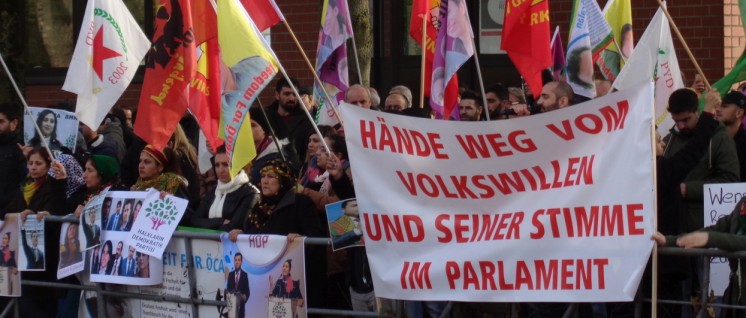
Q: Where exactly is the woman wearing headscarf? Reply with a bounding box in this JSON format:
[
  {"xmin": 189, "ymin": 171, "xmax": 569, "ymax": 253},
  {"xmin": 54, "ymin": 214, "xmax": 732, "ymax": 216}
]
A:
[
  {"xmin": 131, "ymin": 145, "xmax": 186, "ymax": 194},
  {"xmin": 230, "ymin": 159, "xmax": 320, "ymax": 237},
  {"xmin": 246, "ymin": 107, "xmax": 298, "ymax": 185},
  {"xmin": 191, "ymin": 146, "xmax": 258, "ymax": 231}
]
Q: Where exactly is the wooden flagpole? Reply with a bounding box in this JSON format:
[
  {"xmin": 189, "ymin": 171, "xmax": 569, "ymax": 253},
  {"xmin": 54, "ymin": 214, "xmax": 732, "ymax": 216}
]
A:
[
  {"xmin": 282, "ymin": 21, "xmax": 344, "ymax": 126},
  {"xmin": 655, "ymin": 0, "xmax": 710, "ymax": 88},
  {"xmin": 0, "ymin": 52, "xmax": 56, "ymax": 161}
]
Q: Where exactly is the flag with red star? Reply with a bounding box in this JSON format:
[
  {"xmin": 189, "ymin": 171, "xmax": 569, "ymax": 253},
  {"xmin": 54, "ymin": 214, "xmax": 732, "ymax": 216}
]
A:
[{"xmin": 63, "ymin": 0, "xmax": 149, "ymax": 131}]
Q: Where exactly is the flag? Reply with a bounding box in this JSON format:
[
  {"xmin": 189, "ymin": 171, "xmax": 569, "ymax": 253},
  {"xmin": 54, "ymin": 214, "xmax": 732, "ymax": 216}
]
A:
[
  {"xmin": 582, "ymin": 0, "xmax": 613, "ymax": 60},
  {"xmin": 501, "ymin": 0, "xmax": 551, "ymax": 98},
  {"xmin": 597, "ymin": 0, "xmax": 633, "ymax": 80},
  {"xmin": 711, "ymin": 0, "xmax": 746, "ymax": 97},
  {"xmin": 612, "ymin": 3, "xmax": 682, "ymax": 136},
  {"xmin": 550, "ymin": 26, "xmax": 565, "ymax": 81},
  {"xmin": 566, "ymin": 0, "xmax": 597, "ymax": 98},
  {"xmin": 410, "ymin": 0, "xmax": 438, "ymax": 97},
  {"xmin": 134, "ymin": 0, "xmax": 197, "ymax": 151},
  {"xmin": 314, "ymin": 0, "xmax": 355, "ymax": 126},
  {"xmin": 188, "ymin": 0, "xmax": 222, "ymax": 152},
  {"xmin": 218, "ymin": 0, "xmax": 280, "ymax": 177},
  {"xmin": 240, "ymin": 0, "xmax": 284, "ymax": 32},
  {"xmin": 430, "ymin": 0, "xmax": 475, "ymax": 119},
  {"xmin": 62, "ymin": 0, "xmax": 148, "ymax": 131}
]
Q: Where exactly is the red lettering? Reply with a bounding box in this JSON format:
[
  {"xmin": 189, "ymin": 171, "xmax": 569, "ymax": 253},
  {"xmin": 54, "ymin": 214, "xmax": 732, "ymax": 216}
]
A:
[
  {"xmin": 445, "ymin": 261, "xmax": 459, "ymax": 289},
  {"xmin": 435, "ymin": 214, "xmax": 452, "ymax": 243}
]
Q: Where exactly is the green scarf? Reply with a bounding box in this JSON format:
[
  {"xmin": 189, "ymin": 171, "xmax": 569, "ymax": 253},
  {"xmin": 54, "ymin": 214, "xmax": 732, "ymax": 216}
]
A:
[{"xmin": 132, "ymin": 173, "xmax": 184, "ymax": 194}]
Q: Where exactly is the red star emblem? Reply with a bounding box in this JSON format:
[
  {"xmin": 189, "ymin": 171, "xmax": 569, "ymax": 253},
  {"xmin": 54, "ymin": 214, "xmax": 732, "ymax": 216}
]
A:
[{"xmin": 92, "ymin": 26, "xmax": 122, "ymax": 81}]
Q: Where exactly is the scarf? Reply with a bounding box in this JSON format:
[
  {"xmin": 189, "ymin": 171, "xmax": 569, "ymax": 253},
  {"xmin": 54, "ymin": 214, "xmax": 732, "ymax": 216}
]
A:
[
  {"xmin": 209, "ymin": 171, "xmax": 249, "ymax": 219},
  {"xmin": 2, "ymin": 247, "xmax": 9, "ymax": 264},
  {"xmin": 22, "ymin": 178, "xmax": 43, "ymax": 205},
  {"xmin": 133, "ymin": 172, "xmax": 184, "ymax": 194},
  {"xmin": 48, "ymin": 154, "xmax": 85, "ymax": 198},
  {"xmin": 283, "ymin": 274, "xmax": 293, "ymax": 293}
]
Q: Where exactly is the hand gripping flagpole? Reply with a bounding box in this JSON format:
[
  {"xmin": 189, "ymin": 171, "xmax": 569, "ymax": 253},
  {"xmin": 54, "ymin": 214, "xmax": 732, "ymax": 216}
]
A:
[{"xmin": 0, "ymin": 52, "xmax": 57, "ymax": 161}]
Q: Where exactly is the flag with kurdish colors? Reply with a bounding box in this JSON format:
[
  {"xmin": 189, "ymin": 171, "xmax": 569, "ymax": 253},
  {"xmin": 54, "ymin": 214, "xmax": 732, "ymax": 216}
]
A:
[
  {"xmin": 62, "ymin": 0, "xmax": 148, "ymax": 131},
  {"xmin": 430, "ymin": 0, "xmax": 475, "ymax": 120},
  {"xmin": 314, "ymin": 0, "xmax": 354, "ymax": 126},
  {"xmin": 597, "ymin": 0, "xmax": 633, "ymax": 80},
  {"xmin": 566, "ymin": 0, "xmax": 599, "ymax": 98},
  {"xmin": 218, "ymin": 0, "xmax": 279, "ymax": 177},
  {"xmin": 501, "ymin": 0, "xmax": 551, "ymax": 98},
  {"xmin": 135, "ymin": 0, "xmax": 197, "ymax": 151},
  {"xmin": 240, "ymin": 0, "xmax": 284, "ymax": 32},
  {"xmin": 612, "ymin": 3, "xmax": 682, "ymax": 136}
]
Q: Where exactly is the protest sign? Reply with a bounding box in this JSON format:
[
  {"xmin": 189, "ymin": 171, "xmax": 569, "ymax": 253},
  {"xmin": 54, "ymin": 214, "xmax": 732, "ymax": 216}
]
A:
[
  {"xmin": 18, "ymin": 217, "xmax": 45, "ymax": 271},
  {"xmin": 326, "ymin": 198, "xmax": 364, "ymax": 251},
  {"xmin": 0, "ymin": 213, "xmax": 21, "ymax": 296},
  {"xmin": 127, "ymin": 189, "xmax": 188, "ymax": 258},
  {"xmin": 221, "ymin": 234, "xmax": 307, "ymax": 318},
  {"xmin": 23, "ymin": 107, "xmax": 79, "ymax": 154},
  {"xmin": 80, "ymin": 187, "xmax": 110, "ymax": 251},
  {"xmin": 703, "ymin": 183, "xmax": 746, "ymax": 296},
  {"xmin": 90, "ymin": 229, "xmax": 162, "ymax": 285},
  {"xmin": 340, "ymin": 82, "xmax": 655, "ymax": 302},
  {"xmin": 58, "ymin": 222, "xmax": 85, "ymax": 279}
]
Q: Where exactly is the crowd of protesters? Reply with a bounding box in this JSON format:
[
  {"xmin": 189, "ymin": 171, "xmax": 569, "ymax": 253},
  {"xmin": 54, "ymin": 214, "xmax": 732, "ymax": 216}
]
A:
[{"xmin": 2, "ymin": 72, "xmax": 746, "ymax": 318}]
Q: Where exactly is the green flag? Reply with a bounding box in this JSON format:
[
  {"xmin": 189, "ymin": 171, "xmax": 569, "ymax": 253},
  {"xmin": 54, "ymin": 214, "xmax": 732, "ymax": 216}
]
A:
[{"xmin": 711, "ymin": 0, "xmax": 746, "ymax": 96}]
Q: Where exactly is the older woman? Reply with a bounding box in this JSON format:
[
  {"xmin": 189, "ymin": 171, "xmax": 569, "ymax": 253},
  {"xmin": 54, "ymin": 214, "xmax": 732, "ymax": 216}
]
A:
[
  {"xmin": 191, "ymin": 146, "xmax": 258, "ymax": 231},
  {"xmin": 29, "ymin": 109, "xmax": 63, "ymax": 151},
  {"xmin": 230, "ymin": 159, "xmax": 320, "ymax": 238},
  {"xmin": 71, "ymin": 154, "xmax": 120, "ymax": 216}
]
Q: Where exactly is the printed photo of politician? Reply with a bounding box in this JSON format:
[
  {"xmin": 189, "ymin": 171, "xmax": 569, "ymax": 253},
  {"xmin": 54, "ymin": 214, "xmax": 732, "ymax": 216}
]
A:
[{"xmin": 90, "ymin": 240, "xmax": 148, "ymax": 278}]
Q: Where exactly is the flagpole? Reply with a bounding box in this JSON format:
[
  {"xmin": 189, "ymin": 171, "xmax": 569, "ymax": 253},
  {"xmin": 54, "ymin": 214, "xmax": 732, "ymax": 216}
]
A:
[
  {"xmin": 0, "ymin": 52, "xmax": 56, "ymax": 161},
  {"xmin": 650, "ymin": 91, "xmax": 659, "ymax": 318},
  {"xmin": 419, "ymin": 11, "xmax": 428, "ymax": 109},
  {"xmin": 655, "ymin": 0, "xmax": 710, "ymax": 88},
  {"xmin": 281, "ymin": 21, "xmax": 343, "ymax": 125},
  {"xmin": 612, "ymin": 38, "xmax": 628, "ymax": 64},
  {"xmin": 350, "ymin": 36, "xmax": 363, "ymax": 85},
  {"xmin": 255, "ymin": 99, "xmax": 288, "ymax": 164},
  {"xmin": 472, "ymin": 52, "xmax": 490, "ymax": 120}
]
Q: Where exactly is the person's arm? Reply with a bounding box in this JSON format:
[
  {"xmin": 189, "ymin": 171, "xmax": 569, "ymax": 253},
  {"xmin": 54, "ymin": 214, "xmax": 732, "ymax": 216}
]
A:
[
  {"xmin": 220, "ymin": 188, "xmax": 258, "ymax": 232},
  {"xmin": 657, "ymin": 113, "xmax": 719, "ymax": 187},
  {"xmin": 683, "ymin": 130, "xmax": 740, "ymax": 201},
  {"xmin": 190, "ymin": 191, "xmax": 223, "ymax": 230}
]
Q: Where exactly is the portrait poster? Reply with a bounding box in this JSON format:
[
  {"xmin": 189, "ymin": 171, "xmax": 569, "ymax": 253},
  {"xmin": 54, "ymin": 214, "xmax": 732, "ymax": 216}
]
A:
[
  {"xmin": 103, "ymin": 191, "xmax": 147, "ymax": 233},
  {"xmin": 325, "ymin": 198, "xmax": 364, "ymax": 251},
  {"xmin": 221, "ymin": 234, "xmax": 307, "ymax": 318},
  {"xmin": 18, "ymin": 217, "xmax": 45, "ymax": 271},
  {"xmin": 23, "ymin": 106, "xmax": 79, "ymax": 154},
  {"xmin": 80, "ymin": 186, "xmax": 110, "ymax": 251},
  {"xmin": 127, "ymin": 189, "xmax": 188, "ymax": 258},
  {"xmin": 703, "ymin": 183, "xmax": 746, "ymax": 296},
  {"xmin": 90, "ymin": 228, "xmax": 162, "ymax": 285},
  {"xmin": 0, "ymin": 213, "xmax": 21, "ymax": 297},
  {"xmin": 58, "ymin": 222, "xmax": 85, "ymax": 279}
]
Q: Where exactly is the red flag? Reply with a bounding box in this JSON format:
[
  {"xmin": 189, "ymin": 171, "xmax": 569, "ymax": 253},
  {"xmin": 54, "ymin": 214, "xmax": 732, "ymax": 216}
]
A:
[
  {"xmin": 240, "ymin": 0, "xmax": 285, "ymax": 32},
  {"xmin": 501, "ymin": 0, "xmax": 552, "ymax": 96},
  {"xmin": 135, "ymin": 0, "xmax": 196, "ymax": 151}
]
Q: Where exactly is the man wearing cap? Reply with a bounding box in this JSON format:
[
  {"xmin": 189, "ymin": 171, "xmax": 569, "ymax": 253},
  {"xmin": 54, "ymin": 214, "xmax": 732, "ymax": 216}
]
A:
[{"xmin": 715, "ymin": 91, "xmax": 746, "ymax": 181}]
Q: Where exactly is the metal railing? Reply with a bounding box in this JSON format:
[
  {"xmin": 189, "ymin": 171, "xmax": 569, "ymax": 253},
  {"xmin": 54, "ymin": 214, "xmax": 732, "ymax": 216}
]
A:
[{"xmin": 5, "ymin": 214, "xmax": 746, "ymax": 318}]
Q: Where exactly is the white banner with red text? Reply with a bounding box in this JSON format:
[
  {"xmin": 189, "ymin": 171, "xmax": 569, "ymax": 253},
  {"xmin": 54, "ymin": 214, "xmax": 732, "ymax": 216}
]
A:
[{"xmin": 341, "ymin": 82, "xmax": 655, "ymax": 302}]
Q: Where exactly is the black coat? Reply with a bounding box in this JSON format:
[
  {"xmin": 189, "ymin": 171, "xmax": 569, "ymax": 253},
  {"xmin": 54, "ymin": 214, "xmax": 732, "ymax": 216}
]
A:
[
  {"xmin": 243, "ymin": 191, "xmax": 321, "ymax": 237},
  {"xmin": 0, "ymin": 130, "xmax": 26, "ymax": 209},
  {"xmin": 191, "ymin": 183, "xmax": 258, "ymax": 231}
]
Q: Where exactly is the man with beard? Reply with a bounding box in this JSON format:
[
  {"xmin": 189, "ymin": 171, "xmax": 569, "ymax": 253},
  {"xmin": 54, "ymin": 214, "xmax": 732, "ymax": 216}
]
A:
[
  {"xmin": 458, "ymin": 90, "xmax": 483, "ymax": 121},
  {"xmin": 268, "ymin": 77, "xmax": 313, "ymax": 164},
  {"xmin": 537, "ymin": 81, "xmax": 574, "ymax": 113},
  {"xmin": 485, "ymin": 83, "xmax": 511, "ymax": 120},
  {"xmin": 714, "ymin": 91, "xmax": 746, "ymax": 181},
  {"xmin": 0, "ymin": 104, "xmax": 25, "ymax": 209}
]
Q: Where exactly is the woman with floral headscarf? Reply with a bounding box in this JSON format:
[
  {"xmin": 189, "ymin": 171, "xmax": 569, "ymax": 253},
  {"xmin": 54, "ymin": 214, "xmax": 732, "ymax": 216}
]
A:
[{"xmin": 229, "ymin": 159, "xmax": 320, "ymax": 239}]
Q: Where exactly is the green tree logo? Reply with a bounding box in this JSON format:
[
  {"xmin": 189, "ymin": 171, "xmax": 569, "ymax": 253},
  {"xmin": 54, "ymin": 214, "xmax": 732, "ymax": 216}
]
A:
[{"xmin": 145, "ymin": 197, "xmax": 178, "ymax": 230}]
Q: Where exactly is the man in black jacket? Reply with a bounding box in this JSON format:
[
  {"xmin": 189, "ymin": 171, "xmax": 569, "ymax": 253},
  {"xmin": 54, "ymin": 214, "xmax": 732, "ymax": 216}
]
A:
[{"xmin": 0, "ymin": 104, "xmax": 25, "ymax": 209}]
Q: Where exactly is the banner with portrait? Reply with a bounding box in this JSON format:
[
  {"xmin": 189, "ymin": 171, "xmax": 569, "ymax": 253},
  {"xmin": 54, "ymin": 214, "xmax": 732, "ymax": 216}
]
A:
[
  {"xmin": 23, "ymin": 107, "xmax": 79, "ymax": 155},
  {"xmin": 18, "ymin": 217, "xmax": 45, "ymax": 272}
]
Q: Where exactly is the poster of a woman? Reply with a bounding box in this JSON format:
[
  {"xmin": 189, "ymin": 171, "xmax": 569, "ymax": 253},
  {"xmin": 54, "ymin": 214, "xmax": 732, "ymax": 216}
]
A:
[{"xmin": 269, "ymin": 259, "xmax": 304, "ymax": 318}]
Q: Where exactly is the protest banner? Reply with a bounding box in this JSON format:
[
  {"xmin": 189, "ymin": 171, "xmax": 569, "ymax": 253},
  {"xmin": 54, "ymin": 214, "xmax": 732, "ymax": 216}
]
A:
[
  {"xmin": 127, "ymin": 189, "xmax": 188, "ymax": 258},
  {"xmin": 80, "ymin": 186, "xmax": 109, "ymax": 251},
  {"xmin": 221, "ymin": 234, "xmax": 307, "ymax": 318},
  {"xmin": 340, "ymin": 82, "xmax": 655, "ymax": 302},
  {"xmin": 90, "ymin": 228, "xmax": 162, "ymax": 285},
  {"xmin": 58, "ymin": 222, "xmax": 85, "ymax": 279},
  {"xmin": 23, "ymin": 107, "xmax": 79, "ymax": 155},
  {"xmin": 18, "ymin": 218, "xmax": 44, "ymax": 271},
  {"xmin": 703, "ymin": 183, "xmax": 746, "ymax": 296}
]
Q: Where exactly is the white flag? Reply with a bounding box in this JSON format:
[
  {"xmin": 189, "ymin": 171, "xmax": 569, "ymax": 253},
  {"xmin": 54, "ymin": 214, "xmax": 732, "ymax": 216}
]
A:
[
  {"xmin": 62, "ymin": 0, "xmax": 149, "ymax": 131},
  {"xmin": 566, "ymin": 0, "xmax": 597, "ymax": 99},
  {"xmin": 612, "ymin": 3, "xmax": 683, "ymax": 136}
]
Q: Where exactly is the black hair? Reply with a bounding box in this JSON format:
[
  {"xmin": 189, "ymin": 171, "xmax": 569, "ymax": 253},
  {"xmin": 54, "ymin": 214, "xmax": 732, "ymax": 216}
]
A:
[
  {"xmin": 667, "ymin": 88, "xmax": 699, "ymax": 114},
  {"xmin": 460, "ymin": 90, "xmax": 483, "ymax": 107},
  {"xmin": 485, "ymin": 84, "xmax": 509, "ymax": 101},
  {"xmin": 275, "ymin": 77, "xmax": 300, "ymax": 93},
  {"xmin": 326, "ymin": 134, "xmax": 348, "ymax": 160}
]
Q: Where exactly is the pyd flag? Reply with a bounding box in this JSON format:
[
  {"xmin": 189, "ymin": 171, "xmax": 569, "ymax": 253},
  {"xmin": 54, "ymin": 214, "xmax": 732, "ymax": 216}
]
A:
[
  {"xmin": 314, "ymin": 0, "xmax": 354, "ymax": 126},
  {"xmin": 218, "ymin": 0, "xmax": 279, "ymax": 177},
  {"xmin": 597, "ymin": 0, "xmax": 633, "ymax": 80},
  {"xmin": 501, "ymin": 0, "xmax": 551, "ymax": 98},
  {"xmin": 612, "ymin": 3, "xmax": 682, "ymax": 136},
  {"xmin": 135, "ymin": 0, "xmax": 197, "ymax": 151},
  {"xmin": 62, "ymin": 0, "xmax": 148, "ymax": 131},
  {"xmin": 240, "ymin": 0, "xmax": 285, "ymax": 32},
  {"xmin": 189, "ymin": 0, "xmax": 222, "ymax": 152},
  {"xmin": 551, "ymin": 26, "xmax": 566, "ymax": 81},
  {"xmin": 430, "ymin": 0, "xmax": 475, "ymax": 120},
  {"xmin": 566, "ymin": 0, "xmax": 601, "ymax": 99}
]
